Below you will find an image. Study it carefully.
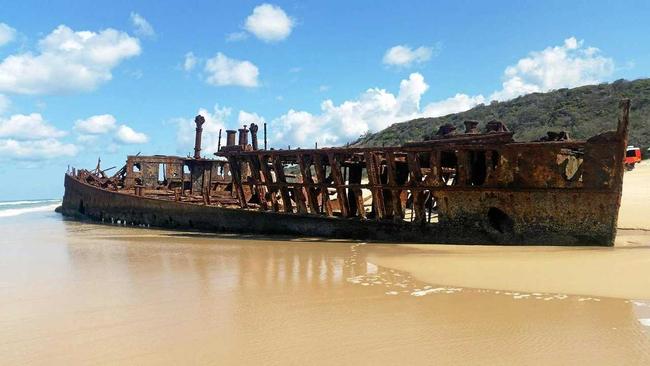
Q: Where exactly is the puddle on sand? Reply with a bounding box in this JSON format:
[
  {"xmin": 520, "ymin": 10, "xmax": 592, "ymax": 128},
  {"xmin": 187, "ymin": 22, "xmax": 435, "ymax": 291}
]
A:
[{"xmin": 344, "ymin": 241, "xmax": 650, "ymax": 339}]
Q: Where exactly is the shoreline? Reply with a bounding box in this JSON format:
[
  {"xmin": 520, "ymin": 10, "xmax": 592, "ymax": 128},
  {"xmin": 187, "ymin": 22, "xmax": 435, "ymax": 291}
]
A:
[{"xmin": 369, "ymin": 163, "xmax": 650, "ymax": 300}]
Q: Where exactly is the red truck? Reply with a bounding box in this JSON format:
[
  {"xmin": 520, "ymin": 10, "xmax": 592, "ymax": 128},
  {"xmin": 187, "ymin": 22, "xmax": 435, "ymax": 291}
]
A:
[{"xmin": 625, "ymin": 146, "xmax": 642, "ymax": 170}]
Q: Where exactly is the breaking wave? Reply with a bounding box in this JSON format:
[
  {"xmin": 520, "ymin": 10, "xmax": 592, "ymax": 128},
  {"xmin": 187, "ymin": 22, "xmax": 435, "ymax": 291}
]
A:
[
  {"xmin": 0, "ymin": 199, "xmax": 60, "ymax": 207},
  {"xmin": 0, "ymin": 200, "xmax": 61, "ymax": 218}
]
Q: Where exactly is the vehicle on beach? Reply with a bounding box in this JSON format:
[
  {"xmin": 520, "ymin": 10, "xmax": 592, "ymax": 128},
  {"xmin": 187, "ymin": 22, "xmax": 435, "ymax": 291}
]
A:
[
  {"xmin": 60, "ymin": 100, "xmax": 632, "ymax": 246},
  {"xmin": 625, "ymin": 146, "xmax": 642, "ymax": 170}
]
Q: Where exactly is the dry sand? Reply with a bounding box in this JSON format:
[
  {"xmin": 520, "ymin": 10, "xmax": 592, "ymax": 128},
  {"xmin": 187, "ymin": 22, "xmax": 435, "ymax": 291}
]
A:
[{"xmin": 619, "ymin": 161, "xmax": 650, "ymax": 230}]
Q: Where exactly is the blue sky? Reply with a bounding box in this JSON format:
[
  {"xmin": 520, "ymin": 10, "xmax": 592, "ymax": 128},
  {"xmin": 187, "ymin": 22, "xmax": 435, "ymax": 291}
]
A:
[{"xmin": 0, "ymin": 0, "xmax": 649, "ymax": 200}]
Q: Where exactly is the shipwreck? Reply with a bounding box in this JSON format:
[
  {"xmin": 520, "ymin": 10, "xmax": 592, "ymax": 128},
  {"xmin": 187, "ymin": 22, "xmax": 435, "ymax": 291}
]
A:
[{"xmin": 60, "ymin": 100, "xmax": 632, "ymax": 246}]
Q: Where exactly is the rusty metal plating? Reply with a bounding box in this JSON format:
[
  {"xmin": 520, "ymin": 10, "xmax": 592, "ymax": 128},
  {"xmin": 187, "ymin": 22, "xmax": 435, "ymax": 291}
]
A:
[{"xmin": 62, "ymin": 100, "xmax": 631, "ymax": 246}]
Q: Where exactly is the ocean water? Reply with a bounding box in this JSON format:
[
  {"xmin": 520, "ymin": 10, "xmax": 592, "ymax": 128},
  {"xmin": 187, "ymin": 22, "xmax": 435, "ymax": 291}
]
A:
[
  {"xmin": 1, "ymin": 206, "xmax": 650, "ymax": 365},
  {"xmin": 0, "ymin": 199, "xmax": 61, "ymax": 218}
]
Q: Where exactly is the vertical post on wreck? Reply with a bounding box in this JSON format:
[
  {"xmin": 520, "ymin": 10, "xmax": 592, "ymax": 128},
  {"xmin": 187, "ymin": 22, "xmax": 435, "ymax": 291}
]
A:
[
  {"xmin": 250, "ymin": 123, "xmax": 259, "ymax": 150},
  {"xmin": 327, "ymin": 153, "xmax": 350, "ymax": 217},
  {"xmin": 347, "ymin": 160, "xmax": 365, "ymax": 219},
  {"xmin": 364, "ymin": 151, "xmax": 386, "ymax": 220},
  {"xmin": 313, "ymin": 155, "xmax": 333, "ymax": 216},
  {"xmin": 407, "ymin": 152, "xmax": 425, "ymax": 224},
  {"xmin": 385, "ymin": 151, "xmax": 403, "ymax": 221},
  {"xmin": 217, "ymin": 129, "xmax": 222, "ymax": 152},
  {"xmin": 298, "ymin": 154, "xmax": 320, "ymax": 214},
  {"xmin": 238, "ymin": 125, "xmax": 249, "ymax": 146},
  {"xmin": 428, "ymin": 150, "xmax": 442, "ymax": 187},
  {"xmin": 484, "ymin": 150, "xmax": 493, "ymax": 184},
  {"xmin": 247, "ymin": 155, "xmax": 268, "ymax": 210},
  {"xmin": 291, "ymin": 155, "xmax": 309, "ymax": 214},
  {"xmin": 201, "ymin": 163, "xmax": 212, "ymax": 205},
  {"xmin": 426, "ymin": 149, "xmax": 441, "ymax": 223},
  {"xmin": 293, "ymin": 184, "xmax": 308, "ymax": 214},
  {"xmin": 226, "ymin": 130, "xmax": 237, "ymax": 146},
  {"xmin": 272, "ymin": 154, "xmax": 293, "ymax": 213},
  {"xmin": 193, "ymin": 115, "xmax": 205, "ymax": 159},
  {"xmin": 456, "ymin": 150, "xmax": 468, "ymax": 186},
  {"xmin": 258, "ymin": 154, "xmax": 278, "ymax": 212},
  {"xmin": 264, "ymin": 123, "xmax": 267, "ymax": 150},
  {"xmin": 228, "ymin": 157, "xmax": 247, "ymax": 208}
]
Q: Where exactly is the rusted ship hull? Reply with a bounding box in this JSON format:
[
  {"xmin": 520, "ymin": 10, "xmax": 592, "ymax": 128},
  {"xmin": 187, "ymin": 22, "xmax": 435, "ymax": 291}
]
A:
[
  {"xmin": 61, "ymin": 173, "xmax": 619, "ymax": 246},
  {"xmin": 60, "ymin": 100, "xmax": 631, "ymax": 246}
]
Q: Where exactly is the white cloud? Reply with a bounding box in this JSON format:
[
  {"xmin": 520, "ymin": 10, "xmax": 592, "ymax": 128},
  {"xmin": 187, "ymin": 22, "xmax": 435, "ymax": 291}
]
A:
[
  {"xmin": 271, "ymin": 110, "xmax": 335, "ymax": 147},
  {"xmin": 174, "ymin": 105, "xmax": 231, "ymax": 155},
  {"xmin": 115, "ymin": 125, "xmax": 148, "ymax": 144},
  {"xmin": 204, "ymin": 52, "xmax": 259, "ymax": 87},
  {"xmin": 0, "ymin": 25, "xmax": 141, "ymax": 94},
  {"xmin": 0, "ymin": 23, "xmax": 16, "ymax": 47},
  {"xmin": 0, "ymin": 112, "xmax": 75, "ymax": 161},
  {"xmin": 489, "ymin": 37, "xmax": 614, "ymax": 101},
  {"xmin": 383, "ymin": 45, "xmax": 434, "ymax": 67},
  {"xmin": 269, "ymin": 73, "xmax": 430, "ymax": 147},
  {"xmin": 0, "ymin": 113, "xmax": 66, "ymax": 140},
  {"xmin": 130, "ymin": 12, "xmax": 155, "ymax": 38},
  {"xmin": 268, "ymin": 34, "xmax": 613, "ymax": 147},
  {"xmin": 73, "ymin": 113, "xmax": 148, "ymax": 146},
  {"xmin": 564, "ymin": 37, "xmax": 578, "ymax": 49},
  {"xmin": 183, "ymin": 52, "xmax": 197, "ymax": 71},
  {"xmin": 396, "ymin": 73, "xmax": 429, "ymax": 115},
  {"xmin": 226, "ymin": 32, "xmax": 249, "ymax": 42},
  {"xmin": 417, "ymin": 37, "xmax": 614, "ymax": 117},
  {"xmin": 74, "ymin": 114, "xmax": 117, "ymax": 134},
  {"xmin": 0, "ymin": 94, "xmax": 9, "ymax": 114},
  {"xmin": 0, "ymin": 111, "xmax": 150, "ymax": 161},
  {"xmin": 76, "ymin": 134, "xmax": 99, "ymax": 144},
  {"xmin": 174, "ymin": 75, "xmax": 480, "ymax": 151},
  {"xmin": 176, "ymin": 73, "xmax": 458, "ymax": 150},
  {"xmin": 0, "ymin": 138, "xmax": 77, "ymax": 160},
  {"xmin": 244, "ymin": 3, "xmax": 294, "ymax": 42},
  {"xmin": 422, "ymin": 94, "xmax": 486, "ymax": 117},
  {"xmin": 238, "ymin": 110, "xmax": 266, "ymax": 126},
  {"xmin": 176, "ymin": 37, "xmax": 615, "ymax": 151}
]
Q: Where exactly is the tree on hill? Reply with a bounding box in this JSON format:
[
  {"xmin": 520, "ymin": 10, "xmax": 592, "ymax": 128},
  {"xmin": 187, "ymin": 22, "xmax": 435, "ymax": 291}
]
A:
[{"xmin": 352, "ymin": 78, "xmax": 650, "ymax": 157}]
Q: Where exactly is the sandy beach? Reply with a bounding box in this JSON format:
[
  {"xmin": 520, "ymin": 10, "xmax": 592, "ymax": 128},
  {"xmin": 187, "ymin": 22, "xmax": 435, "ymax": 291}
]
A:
[
  {"xmin": 0, "ymin": 164, "xmax": 649, "ymax": 365},
  {"xmin": 371, "ymin": 162, "xmax": 650, "ymax": 300}
]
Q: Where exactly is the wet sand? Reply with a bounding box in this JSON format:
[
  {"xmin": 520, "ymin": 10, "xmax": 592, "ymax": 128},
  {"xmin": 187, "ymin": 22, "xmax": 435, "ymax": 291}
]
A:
[
  {"xmin": 371, "ymin": 163, "xmax": 650, "ymax": 300},
  {"xmin": 1, "ymin": 164, "xmax": 650, "ymax": 365}
]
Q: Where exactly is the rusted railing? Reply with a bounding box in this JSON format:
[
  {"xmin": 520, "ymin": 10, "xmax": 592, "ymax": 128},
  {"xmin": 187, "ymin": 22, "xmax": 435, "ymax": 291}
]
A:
[{"xmin": 216, "ymin": 138, "xmax": 612, "ymax": 222}]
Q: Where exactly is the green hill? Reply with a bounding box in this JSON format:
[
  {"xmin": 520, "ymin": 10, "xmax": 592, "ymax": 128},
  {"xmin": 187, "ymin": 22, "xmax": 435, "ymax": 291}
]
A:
[{"xmin": 353, "ymin": 78, "xmax": 650, "ymax": 155}]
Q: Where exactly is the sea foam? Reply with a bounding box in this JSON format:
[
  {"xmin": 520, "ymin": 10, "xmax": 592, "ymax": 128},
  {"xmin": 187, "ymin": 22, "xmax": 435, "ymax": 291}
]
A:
[
  {"xmin": 0, "ymin": 199, "xmax": 59, "ymax": 206},
  {"xmin": 0, "ymin": 200, "xmax": 61, "ymax": 218}
]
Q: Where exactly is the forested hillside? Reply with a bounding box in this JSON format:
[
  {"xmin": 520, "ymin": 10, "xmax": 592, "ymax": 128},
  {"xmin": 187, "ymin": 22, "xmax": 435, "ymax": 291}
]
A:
[{"xmin": 353, "ymin": 79, "xmax": 650, "ymax": 154}]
